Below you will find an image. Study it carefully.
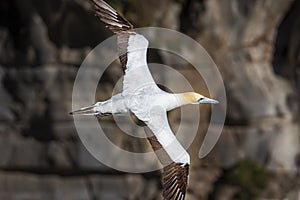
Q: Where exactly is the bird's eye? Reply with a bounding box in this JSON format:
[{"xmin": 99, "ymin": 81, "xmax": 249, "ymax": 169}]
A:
[{"xmin": 199, "ymin": 97, "xmax": 204, "ymax": 102}]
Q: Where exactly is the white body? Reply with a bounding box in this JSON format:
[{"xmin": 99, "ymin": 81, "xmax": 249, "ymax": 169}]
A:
[{"xmin": 73, "ymin": 34, "xmax": 217, "ymax": 165}]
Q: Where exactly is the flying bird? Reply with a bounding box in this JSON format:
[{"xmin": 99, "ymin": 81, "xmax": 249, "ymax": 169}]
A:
[{"xmin": 71, "ymin": 0, "xmax": 218, "ymax": 199}]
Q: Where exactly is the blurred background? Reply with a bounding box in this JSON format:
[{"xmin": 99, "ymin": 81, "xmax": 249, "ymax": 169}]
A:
[{"xmin": 0, "ymin": 0, "xmax": 300, "ymax": 199}]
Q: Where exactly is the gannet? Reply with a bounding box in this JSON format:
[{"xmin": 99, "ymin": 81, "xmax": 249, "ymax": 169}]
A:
[{"xmin": 70, "ymin": 0, "xmax": 218, "ymax": 199}]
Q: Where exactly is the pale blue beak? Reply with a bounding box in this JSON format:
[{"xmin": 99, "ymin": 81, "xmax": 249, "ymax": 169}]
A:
[{"xmin": 198, "ymin": 97, "xmax": 219, "ymax": 104}]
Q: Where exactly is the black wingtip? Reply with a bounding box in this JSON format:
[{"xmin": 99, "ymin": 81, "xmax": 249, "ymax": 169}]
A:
[{"xmin": 90, "ymin": 0, "xmax": 134, "ymax": 33}]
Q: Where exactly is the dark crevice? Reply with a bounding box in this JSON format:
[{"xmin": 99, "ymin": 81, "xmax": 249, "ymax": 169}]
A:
[
  {"xmin": 0, "ymin": 167, "xmax": 162, "ymax": 180},
  {"xmin": 22, "ymin": 97, "xmax": 55, "ymax": 141},
  {"xmin": 2, "ymin": 72, "xmax": 22, "ymax": 103},
  {"xmin": 21, "ymin": 115, "xmax": 55, "ymax": 141},
  {"xmin": 0, "ymin": 167, "xmax": 127, "ymax": 177},
  {"xmin": 224, "ymin": 116, "xmax": 249, "ymax": 127},
  {"xmin": 236, "ymin": 0, "xmax": 258, "ymax": 18},
  {"xmin": 224, "ymin": 98, "xmax": 250, "ymax": 126},
  {"xmin": 179, "ymin": 0, "xmax": 206, "ymax": 34},
  {"xmin": 273, "ymin": 0, "xmax": 300, "ymax": 82},
  {"xmin": 273, "ymin": 0, "xmax": 300, "ymax": 121},
  {"xmin": 0, "ymin": 0, "xmax": 110, "ymax": 65},
  {"xmin": 86, "ymin": 177, "xmax": 98, "ymax": 200}
]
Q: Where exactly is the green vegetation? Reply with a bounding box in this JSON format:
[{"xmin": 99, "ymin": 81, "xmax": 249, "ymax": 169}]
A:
[
  {"xmin": 174, "ymin": 0, "xmax": 186, "ymax": 5},
  {"xmin": 224, "ymin": 159, "xmax": 268, "ymax": 200}
]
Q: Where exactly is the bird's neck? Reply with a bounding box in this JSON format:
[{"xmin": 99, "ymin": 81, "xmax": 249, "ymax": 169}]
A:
[{"xmin": 178, "ymin": 92, "xmax": 198, "ymax": 104}]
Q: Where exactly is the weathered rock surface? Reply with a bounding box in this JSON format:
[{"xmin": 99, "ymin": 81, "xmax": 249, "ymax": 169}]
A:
[
  {"xmin": 0, "ymin": 171, "xmax": 159, "ymax": 200},
  {"xmin": 0, "ymin": 0, "xmax": 299, "ymax": 199}
]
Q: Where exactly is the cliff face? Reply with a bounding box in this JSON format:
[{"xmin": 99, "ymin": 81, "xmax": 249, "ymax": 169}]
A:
[{"xmin": 0, "ymin": 0, "xmax": 299, "ymax": 199}]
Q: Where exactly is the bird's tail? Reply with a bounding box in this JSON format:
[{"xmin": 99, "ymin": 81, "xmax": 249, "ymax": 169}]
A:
[
  {"xmin": 70, "ymin": 103, "xmax": 113, "ymax": 117},
  {"xmin": 69, "ymin": 104, "xmax": 98, "ymax": 116}
]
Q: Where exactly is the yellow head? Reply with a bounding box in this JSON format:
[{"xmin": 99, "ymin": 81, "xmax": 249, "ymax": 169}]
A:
[{"xmin": 182, "ymin": 92, "xmax": 219, "ymax": 104}]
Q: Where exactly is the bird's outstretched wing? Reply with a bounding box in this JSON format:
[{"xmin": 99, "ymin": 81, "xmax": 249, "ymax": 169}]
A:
[
  {"xmin": 163, "ymin": 163, "xmax": 189, "ymax": 200},
  {"xmin": 90, "ymin": 0, "xmax": 159, "ymax": 95},
  {"xmin": 90, "ymin": 0, "xmax": 133, "ymax": 73},
  {"xmin": 144, "ymin": 111, "xmax": 190, "ymax": 200},
  {"xmin": 90, "ymin": 0, "xmax": 133, "ymax": 33}
]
